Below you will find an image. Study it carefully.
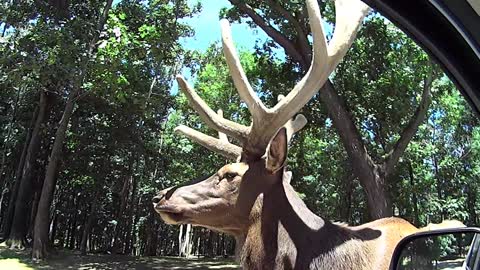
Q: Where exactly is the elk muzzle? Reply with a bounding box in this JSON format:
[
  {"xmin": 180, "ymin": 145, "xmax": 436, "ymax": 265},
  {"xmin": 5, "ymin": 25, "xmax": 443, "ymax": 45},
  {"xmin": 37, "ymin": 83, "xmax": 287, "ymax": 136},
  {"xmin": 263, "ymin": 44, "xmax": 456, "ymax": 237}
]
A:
[{"xmin": 152, "ymin": 188, "xmax": 187, "ymax": 225}]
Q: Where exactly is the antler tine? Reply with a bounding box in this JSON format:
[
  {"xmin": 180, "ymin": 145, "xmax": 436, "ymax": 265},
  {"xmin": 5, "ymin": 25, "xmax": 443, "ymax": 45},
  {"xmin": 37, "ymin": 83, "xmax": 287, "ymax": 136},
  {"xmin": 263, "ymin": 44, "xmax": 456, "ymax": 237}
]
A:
[
  {"xmin": 216, "ymin": 109, "xmax": 230, "ymax": 143},
  {"xmin": 220, "ymin": 19, "xmax": 268, "ymax": 123},
  {"xmin": 286, "ymin": 114, "xmax": 307, "ymax": 142},
  {"xmin": 270, "ymin": 0, "xmax": 328, "ymax": 119},
  {"xmin": 271, "ymin": 0, "xmax": 369, "ymax": 131},
  {"xmin": 327, "ymin": 0, "xmax": 370, "ymax": 73},
  {"xmin": 175, "ymin": 125, "xmax": 242, "ymax": 160},
  {"xmin": 176, "ymin": 75, "xmax": 250, "ymax": 143},
  {"xmin": 174, "ymin": 109, "xmax": 242, "ymax": 160},
  {"xmin": 277, "ymin": 95, "xmax": 307, "ymax": 143}
]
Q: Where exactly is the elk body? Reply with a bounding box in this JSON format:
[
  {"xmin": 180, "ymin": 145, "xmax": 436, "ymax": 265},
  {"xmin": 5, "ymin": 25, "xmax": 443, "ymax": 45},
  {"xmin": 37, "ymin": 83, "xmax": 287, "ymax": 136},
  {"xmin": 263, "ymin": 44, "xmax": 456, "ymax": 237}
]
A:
[
  {"xmin": 152, "ymin": 0, "xmax": 463, "ymax": 269},
  {"xmin": 154, "ymin": 128, "xmax": 425, "ymax": 269}
]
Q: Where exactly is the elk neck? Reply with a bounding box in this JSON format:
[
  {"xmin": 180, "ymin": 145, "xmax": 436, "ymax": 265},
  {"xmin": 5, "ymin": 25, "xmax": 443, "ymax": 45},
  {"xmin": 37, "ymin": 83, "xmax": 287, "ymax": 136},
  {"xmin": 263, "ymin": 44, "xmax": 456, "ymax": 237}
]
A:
[{"xmin": 235, "ymin": 177, "xmax": 377, "ymax": 270}]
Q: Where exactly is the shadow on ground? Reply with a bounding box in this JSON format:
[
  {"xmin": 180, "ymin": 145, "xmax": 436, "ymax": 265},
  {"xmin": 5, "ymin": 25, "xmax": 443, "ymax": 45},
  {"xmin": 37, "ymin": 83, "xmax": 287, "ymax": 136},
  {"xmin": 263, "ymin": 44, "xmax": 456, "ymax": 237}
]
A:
[{"xmin": 0, "ymin": 246, "xmax": 240, "ymax": 270}]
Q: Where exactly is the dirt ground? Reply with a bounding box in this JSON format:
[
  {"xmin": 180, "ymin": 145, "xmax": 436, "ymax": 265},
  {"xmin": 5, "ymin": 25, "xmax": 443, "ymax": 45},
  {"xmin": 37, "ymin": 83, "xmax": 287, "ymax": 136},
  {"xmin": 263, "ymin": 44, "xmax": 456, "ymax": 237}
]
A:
[{"xmin": 0, "ymin": 246, "xmax": 240, "ymax": 270}]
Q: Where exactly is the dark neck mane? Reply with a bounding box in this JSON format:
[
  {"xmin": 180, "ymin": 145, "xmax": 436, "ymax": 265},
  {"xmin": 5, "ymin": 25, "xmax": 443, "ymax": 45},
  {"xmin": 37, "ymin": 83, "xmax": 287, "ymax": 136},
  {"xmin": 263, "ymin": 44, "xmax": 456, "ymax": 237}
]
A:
[{"xmin": 237, "ymin": 180, "xmax": 377, "ymax": 270}]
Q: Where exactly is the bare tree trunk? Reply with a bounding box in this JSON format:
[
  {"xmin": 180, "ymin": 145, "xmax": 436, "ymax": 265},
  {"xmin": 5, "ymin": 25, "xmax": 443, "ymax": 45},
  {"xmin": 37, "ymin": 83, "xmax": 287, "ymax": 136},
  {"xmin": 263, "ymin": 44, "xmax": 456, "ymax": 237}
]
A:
[
  {"xmin": 179, "ymin": 224, "xmax": 193, "ymax": 257},
  {"xmin": 0, "ymin": 177, "xmax": 11, "ymax": 230},
  {"xmin": 68, "ymin": 203, "xmax": 78, "ymax": 250},
  {"xmin": 80, "ymin": 197, "xmax": 98, "ymax": 255},
  {"xmin": 31, "ymin": 0, "xmax": 113, "ymax": 259},
  {"xmin": 466, "ymin": 184, "xmax": 478, "ymax": 225},
  {"xmin": 111, "ymin": 171, "xmax": 132, "ymax": 254},
  {"xmin": 205, "ymin": 230, "xmax": 214, "ymax": 258},
  {"xmin": 144, "ymin": 211, "xmax": 158, "ymax": 256},
  {"xmin": 123, "ymin": 173, "xmax": 138, "ymax": 255},
  {"xmin": 27, "ymin": 175, "xmax": 42, "ymax": 240},
  {"xmin": 32, "ymin": 97, "xmax": 74, "ymax": 258},
  {"xmin": 7, "ymin": 91, "xmax": 48, "ymax": 249},
  {"xmin": 319, "ymin": 83, "xmax": 392, "ymax": 220},
  {"xmin": 1, "ymin": 102, "xmax": 37, "ymax": 238},
  {"xmin": 408, "ymin": 161, "xmax": 420, "ymax": 225},
  {"xmin": 49, "ymin": 212, "xmax": 58, "ymax": 244},
  {"xmin": 0, "ymin": 85, "xmax": 21, "ymax": 187},
  {"xmin": 178, "ymin": 225, "xmax": 184, "ymax": 256},
  {"xmin": 79, "ymin": 166, "xmax": 107, "ymax": 256}
]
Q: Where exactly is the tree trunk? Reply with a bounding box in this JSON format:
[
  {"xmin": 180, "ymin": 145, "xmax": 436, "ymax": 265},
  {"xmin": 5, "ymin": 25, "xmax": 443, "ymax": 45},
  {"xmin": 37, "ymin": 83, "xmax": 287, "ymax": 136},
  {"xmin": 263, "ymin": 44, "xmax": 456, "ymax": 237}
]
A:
[
  {"xmin": 68, "ymin": 207, "xmax": 77, "ymax": 250},
  {"xmin": 178, "ymin": 224, "xmax": 193, "ymax": 257},
  {"xmin": 0, "ymin": 85, "xmax": 22, "ymax": 188},
  {"xmin": 361, "ymin": 164, "xmax": 391, "ymax": 220},
  {"xmin": 466, "ymin": 184, "xmax": 478, "ymax": 225},
  {"xmin": 27, "ymin": 176, "xmax": 41, "ymax": 240},
  {"xmin": 144, "ymin": 211, "xmax": 158, "ymax": 256},
  {"xmin": 49, "ymin": 212, "xmax": 58, "ymax": 244},
  {"xmin": 80, "ymin": 198, "xmax": 97, "ymax": 255},
  {"xmin": 1, "ymin": 102, "xmax": 37, "ymax": 238},
  {"xmin": 123, "ymin": 173, "xmax": 138, "ymax": 255},
  {"xmin": 32, "ymin": 96, "xmax": 75, "ymax": 259},
  {"xmin": 178, "ymin": 225, "xmax": 184, "ymax": 256},
  {"xmin": 111, "ymin": 171, "xmax": 133, "ymax": 254},
  {"xmin": 32, "ymin": 0, "xmax": 113, "ymax": 258},
  {"xmin": 408, "ymin": 161, "xmax": 420, "ymax": 225},
  {"xmin": 6, "ymin": 91, "xmax": 48, "ymax": 249},
  {"xmin": 205, "ymin": 230, "xmax": 214, "ymax": 258},
  {"xmin": 320, "ymin": 83, "xmax": 392, "ymax": 219},
  {"xmin": 0, "ymin": 178, "xmax": 11, "ymax": 231}
]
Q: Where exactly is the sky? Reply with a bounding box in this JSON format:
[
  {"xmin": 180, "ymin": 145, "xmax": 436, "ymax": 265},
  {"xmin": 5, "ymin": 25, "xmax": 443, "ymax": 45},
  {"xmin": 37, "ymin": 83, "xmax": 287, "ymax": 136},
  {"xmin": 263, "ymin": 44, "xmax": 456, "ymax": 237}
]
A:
[
  {"xmin": 110, "ymin": 0, "xmax": 269, "ymax": 52},
  {"xmin": 179, "ymin": 0, "xmax": 273, "ymax": 53},
  {"xmin": 178, "ymin": 0, "xmax": 334, "ymax": 63},
  {"xmin": 171, "ymin": 0, "xmax": 285, "ymax": 94}
]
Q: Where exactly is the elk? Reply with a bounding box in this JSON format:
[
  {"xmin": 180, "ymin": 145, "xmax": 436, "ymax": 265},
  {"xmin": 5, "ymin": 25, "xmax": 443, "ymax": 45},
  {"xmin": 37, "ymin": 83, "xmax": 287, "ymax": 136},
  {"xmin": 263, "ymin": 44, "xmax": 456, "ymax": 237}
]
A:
[{"xmin": 152, "ymin": 0, "xmax": 463, "ymax": 269}]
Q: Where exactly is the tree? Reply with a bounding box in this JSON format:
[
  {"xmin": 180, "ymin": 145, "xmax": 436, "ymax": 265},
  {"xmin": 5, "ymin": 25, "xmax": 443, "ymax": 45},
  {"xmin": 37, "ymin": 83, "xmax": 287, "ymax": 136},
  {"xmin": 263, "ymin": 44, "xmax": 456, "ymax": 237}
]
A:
[
  {"xmin": 223, "ymin": 1, "xmax": 438, "ymax": 219},
  {"xmin": 0, "ymin": 0, "xmax": 477, "ymax": 260},
  {"xmin": 32, "ymin": 0, "xmax": 114, "ymax": 259}
]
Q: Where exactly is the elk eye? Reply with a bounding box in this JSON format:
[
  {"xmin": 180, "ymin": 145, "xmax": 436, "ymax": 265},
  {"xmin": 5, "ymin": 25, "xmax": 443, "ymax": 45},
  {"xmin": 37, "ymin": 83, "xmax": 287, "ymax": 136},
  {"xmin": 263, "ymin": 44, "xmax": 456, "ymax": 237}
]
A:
[{"xmin": 224, "ymin": 172, "xmax": 238, "ymax": 180}]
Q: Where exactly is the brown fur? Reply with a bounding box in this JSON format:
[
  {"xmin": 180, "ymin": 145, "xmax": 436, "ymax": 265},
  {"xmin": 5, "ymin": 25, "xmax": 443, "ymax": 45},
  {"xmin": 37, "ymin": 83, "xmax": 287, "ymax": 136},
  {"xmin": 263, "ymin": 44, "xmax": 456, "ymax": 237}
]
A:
[{"xmin": 153, "ymin": 129, "xmax": 463, "ymax": 269}]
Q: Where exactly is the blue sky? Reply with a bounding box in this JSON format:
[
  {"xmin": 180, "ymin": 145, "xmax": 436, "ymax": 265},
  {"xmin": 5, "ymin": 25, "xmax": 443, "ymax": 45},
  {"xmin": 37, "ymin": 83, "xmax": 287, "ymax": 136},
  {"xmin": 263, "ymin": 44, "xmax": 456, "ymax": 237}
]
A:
[
  {"xmin": 170, "ymin": 0, "xmax": 332, "ymax": 93},
  {"xmin": 172, "ymin": 0, "xmax": 284, "ymax": 94},
  {"xmin": 179, "ymin": 0, "xmax": 272, "ymax": 53}
]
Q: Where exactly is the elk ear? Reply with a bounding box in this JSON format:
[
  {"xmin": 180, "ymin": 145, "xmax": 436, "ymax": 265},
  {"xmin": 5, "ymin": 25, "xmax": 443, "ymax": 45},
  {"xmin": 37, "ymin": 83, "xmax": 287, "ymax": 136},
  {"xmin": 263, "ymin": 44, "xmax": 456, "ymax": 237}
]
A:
[{"xmin": 266, "ymin": 127, "xmax": 288, "ymax": 174}]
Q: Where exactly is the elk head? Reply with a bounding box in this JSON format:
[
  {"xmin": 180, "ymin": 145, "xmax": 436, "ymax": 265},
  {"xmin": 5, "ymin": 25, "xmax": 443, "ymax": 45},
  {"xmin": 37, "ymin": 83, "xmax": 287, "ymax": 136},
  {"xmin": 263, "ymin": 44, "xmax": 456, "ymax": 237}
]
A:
[{"xmin": 153, "ymin": 0, "xmax": 369, "ymax": 237}]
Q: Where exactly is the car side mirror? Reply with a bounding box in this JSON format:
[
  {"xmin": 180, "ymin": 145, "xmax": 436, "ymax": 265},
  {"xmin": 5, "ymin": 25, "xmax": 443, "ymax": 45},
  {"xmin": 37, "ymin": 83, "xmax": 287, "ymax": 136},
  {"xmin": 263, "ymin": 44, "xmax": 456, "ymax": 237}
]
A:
[{"xmin": 389, "ymin": 228, "xmax": 480, "ymax": 270}]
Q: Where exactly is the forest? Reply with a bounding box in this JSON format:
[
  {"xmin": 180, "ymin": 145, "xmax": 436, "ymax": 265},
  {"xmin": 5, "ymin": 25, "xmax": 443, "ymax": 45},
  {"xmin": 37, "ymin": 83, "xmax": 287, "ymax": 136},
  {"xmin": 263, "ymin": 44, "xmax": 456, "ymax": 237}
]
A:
[{"xmin": 0, "ymin": 0, "xmax": 479, "ymax": 264}]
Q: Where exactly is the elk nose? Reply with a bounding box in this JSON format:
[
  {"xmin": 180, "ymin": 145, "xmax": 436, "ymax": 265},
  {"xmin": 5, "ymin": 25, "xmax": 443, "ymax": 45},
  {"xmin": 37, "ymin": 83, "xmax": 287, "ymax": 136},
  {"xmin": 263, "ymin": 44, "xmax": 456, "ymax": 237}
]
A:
[{"xmin": 152, "ymin": 195, "xmax": 163, "ymax": 204}]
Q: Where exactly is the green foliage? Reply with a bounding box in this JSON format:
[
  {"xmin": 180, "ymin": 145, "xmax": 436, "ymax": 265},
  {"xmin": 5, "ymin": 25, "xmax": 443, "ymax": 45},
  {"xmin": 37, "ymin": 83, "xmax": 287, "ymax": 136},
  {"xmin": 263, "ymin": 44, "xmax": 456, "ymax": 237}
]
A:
[{"xmin": 0, "ymin": 0, "xmax": 478, "ymax": 258}]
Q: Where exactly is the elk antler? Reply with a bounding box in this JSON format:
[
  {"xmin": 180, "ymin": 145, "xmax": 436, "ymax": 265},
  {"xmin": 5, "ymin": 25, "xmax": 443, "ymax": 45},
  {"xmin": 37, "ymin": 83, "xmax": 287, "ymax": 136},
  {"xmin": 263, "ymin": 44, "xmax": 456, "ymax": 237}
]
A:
[
  {"xmin": 174, "ymin": 110, "xmax": 242, "ymax": 160},
  {"xmin": 175, "ymin": 107, "xmax": 306, "ymax": 160},
  {"xmin": 175, "ymin": 0, "xmax": 369, "ymax": 159}
]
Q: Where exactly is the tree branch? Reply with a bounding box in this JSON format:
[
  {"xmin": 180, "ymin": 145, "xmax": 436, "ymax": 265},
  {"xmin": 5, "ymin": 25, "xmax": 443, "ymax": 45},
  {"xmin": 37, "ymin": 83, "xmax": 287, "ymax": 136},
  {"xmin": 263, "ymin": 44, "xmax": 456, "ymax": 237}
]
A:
[
  {"xmin": 228, "ymin": 0, "xmax": 307, "ymax": 67},
  {"xmin": 88, "ymin": 0, "xmax": 114, "ymax": 55},
  {"xmin": 266, "ymin": 0, "xmax": 311, "ymax": 63},
  {"xmin": 320, "ymin": 81, "xmax": 374, "ymax": 173},
  {"xmin": 384, "ymin": 68, "xmax": 434, "ymax": 174}
]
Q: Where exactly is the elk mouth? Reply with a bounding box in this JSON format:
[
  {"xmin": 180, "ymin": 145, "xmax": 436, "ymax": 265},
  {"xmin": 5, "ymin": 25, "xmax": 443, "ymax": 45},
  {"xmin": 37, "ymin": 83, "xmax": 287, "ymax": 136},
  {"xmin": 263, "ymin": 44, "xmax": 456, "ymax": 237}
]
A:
[{"xmin": 154, "ymin": 204, "xmax": 186, "ymax": 224}]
